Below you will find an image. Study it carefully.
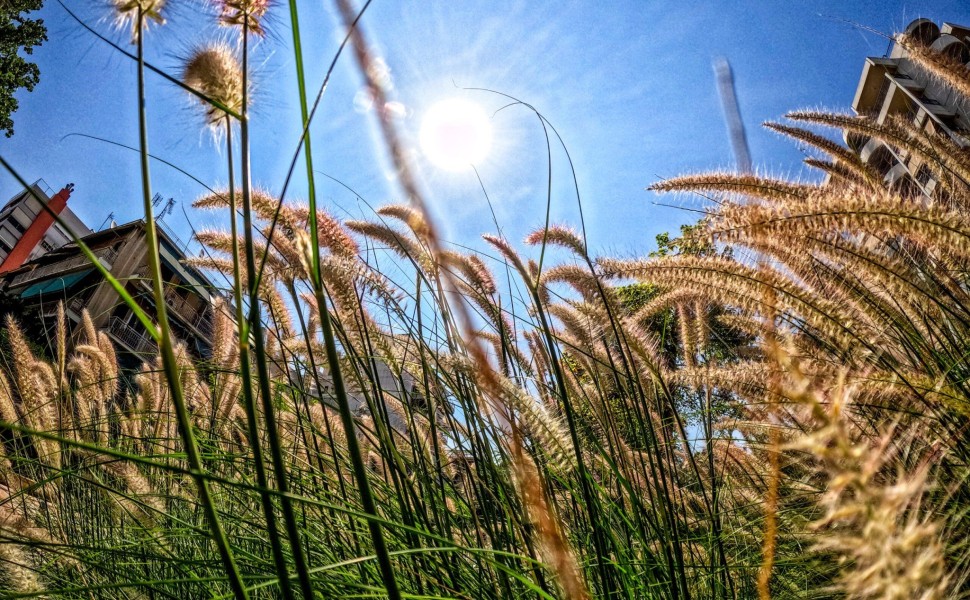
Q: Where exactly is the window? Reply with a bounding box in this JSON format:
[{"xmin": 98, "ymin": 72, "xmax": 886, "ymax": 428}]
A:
[
  {"xmin": 905, "ymin": 101, "xmax": 921, "ymax": 123},
  {"xmin": 915, "ymin": 164, "xmax": 933, "ymax": 186},
  {"xmin": 40, "ymin": 240, "xmax": 54, "ymax": 253},
  {"xmin": 0, "ymin": 227, "xmax": 17, "ymax": 248},
  {"xmin": 7, "ymin": 217, "xmax": 26, "ymax": 235}
]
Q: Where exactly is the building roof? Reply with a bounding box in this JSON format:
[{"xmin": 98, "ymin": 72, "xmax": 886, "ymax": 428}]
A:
[{"xmin": 0, "ymin": 219, "xmax": 221, "ymax": 301}]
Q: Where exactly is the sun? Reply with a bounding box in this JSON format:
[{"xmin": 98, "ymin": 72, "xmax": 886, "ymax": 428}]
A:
[{"xmin": 419, "ymin": 98, "xmax": 493, "ymax": 172}]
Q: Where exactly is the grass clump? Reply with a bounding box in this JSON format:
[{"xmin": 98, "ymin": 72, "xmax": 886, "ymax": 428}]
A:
[{"xmin": 2, "ymin": 6, "xmax": 970, "ymax": 600}]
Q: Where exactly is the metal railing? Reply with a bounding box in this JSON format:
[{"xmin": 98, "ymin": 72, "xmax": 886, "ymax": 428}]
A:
[
  {"xmin": 108, "ymin": 316, "xmax": 157, "ymax": 354},
  {"xmin": 10, "ymin": 245, "xmax": 119, "ymax": 288},
  {"xmin": 32, "ymin": 179, "xmax": 53, "ymax": 198},
  {"xmin": 129, "ymin": 263, "xmax": 215, "ymax": 336},
  {"xmin": 157, "ymin": 220, "xmax": 191, "ymax": 255},
  {"xmin": 163, "ymin": 289, "xmax": 213, "ymax": 335},
  {"xmin": 68, "ymin": 296, "xmax": 86, "ymax": 315}
]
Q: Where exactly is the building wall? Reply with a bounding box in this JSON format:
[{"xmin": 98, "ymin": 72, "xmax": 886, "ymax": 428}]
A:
[
  {"xmin": 0, "ymin": 187, "xmax": 37, "ymax": 260},
  {"xmin": 0, "ymin": 182, "xmax": 92, "ymax": 265},
  {"xmin": 27, "ymin": 213, "xmax": 91, "ymax": 261},
  {"xmin": 84, "ymin": 227, "xmax": 145, "ymax": 330},
  {"xmin": 849, "ymin": 19, "xmax": 970, "ymax": 198}
]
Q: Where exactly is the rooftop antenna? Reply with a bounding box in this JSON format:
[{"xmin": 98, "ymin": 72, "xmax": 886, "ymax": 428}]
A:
[
  {"xmin": 157, "ymin": 198, "xmax": 176, "ymax": 222},
  {"xmin": 99, "ymin": 212, "xmax": 115, "ymax": 231},
  {"xmin": 151, "ymin": 192, "xmax": 164, "ymax": 208},
  {"xmin": 156, "ymin": 198, "xmax": 191, "ymax": 253},
  {"xmin": 714, "ymin": 57, "xmax": 753, "ymax": 174}
]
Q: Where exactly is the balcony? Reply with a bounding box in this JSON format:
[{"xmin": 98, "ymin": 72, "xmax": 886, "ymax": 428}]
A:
[
  {"xmin": 128, "ymin": 267, "xmax": 214, "ymax": 337},
  {"xmin": 844, "ymin": 130, "xmax": 869, "ymax": 152},
  {"xmin": 9, "ymin": 245, "xmax": 118, "ymax": 288},
  {"xmin": 919, "ymin": 99, "xmax": 957, "ymax": 119},
  {"xmin": 67, "ymin": 295, "xmax": 86, "ymax": 316},
  {"xmin": 164, "ymin": 288, "xmax": 213, "ymax": 336},
  {"xmin": 108, "ymin": 316, "xmax": 157, "ymax": 355},
  {"xmin": 889, "ymin": 73, "xmax": 924, "ymax": 94},
  {"xmin": 859, "ymin": 137, "xmax": 887, "ymax": 165}
]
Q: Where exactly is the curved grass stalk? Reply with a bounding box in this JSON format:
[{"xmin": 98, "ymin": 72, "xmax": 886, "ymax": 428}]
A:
[
  {"xmin": 229, "ymin": 9, "xmax": 314, "ymax": 599},
  {"xmin": 133, "ymin": 7, "xmax": 248, "ymax": 599}
]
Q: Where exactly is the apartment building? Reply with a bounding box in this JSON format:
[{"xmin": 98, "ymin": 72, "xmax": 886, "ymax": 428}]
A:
[
  {"xmin": 0, "ymin": 180, "xmax": 92, "ymax": 272},
  {"xmin": 0, "ymin": 180, "xmax": 424, "ymax": 422},
  {"xmin": 0, "ymin": 219, "xmax": 220, "ymax": 369},
  {"xmin": 848, "ymin": 18, "xmax": 970, "ymax": 197}
]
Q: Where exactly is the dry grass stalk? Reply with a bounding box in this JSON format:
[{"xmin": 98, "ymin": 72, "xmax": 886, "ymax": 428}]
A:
[
  {"xmin": 511, "ymin": 441, "xmax": 590, "ymax": 600},
  {"xmin": 898, "ymin": 33, "xmax": 970, "ymax": 105},
  {"xmin": 772, "ymin": 344, "xmax": 952, "ymax": 600}
]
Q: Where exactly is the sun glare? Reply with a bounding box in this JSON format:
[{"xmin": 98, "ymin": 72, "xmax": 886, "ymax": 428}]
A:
[{"xmin": 419, "ymin": 98, "xmax": 493, "ymax": 172}]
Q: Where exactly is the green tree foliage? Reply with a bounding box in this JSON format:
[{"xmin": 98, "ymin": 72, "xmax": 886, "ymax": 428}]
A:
[
  {"xmin": 617, "ymin": 227, "xmax": 753, "ymax": 423},
  {"xmin": 0, "ymin": 0, "xmax": 46, "ymax": 137},
  {"xmin": 650, "ymin": 221, "xmax": 719, "ymax": 258}
]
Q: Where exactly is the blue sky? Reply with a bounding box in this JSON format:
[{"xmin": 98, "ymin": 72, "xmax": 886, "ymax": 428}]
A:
[{"xmin": 2, "ymin": 1, "xmax": 970, "ymax": 262}]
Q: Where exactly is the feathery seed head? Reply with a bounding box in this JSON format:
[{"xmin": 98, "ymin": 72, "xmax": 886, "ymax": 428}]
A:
[
  {"xmin": 525, "ymin": 225, "xmax": 587, "ymax": 258},
  {"xmin": 898, "ymin": 33, "xmax": 970, "ymax": 104},
  {"xmin": 377, "ymin": 204, "xmax": 430, "ymax": 239},
  {"xmin": 292, "ymin": 229, "xmax": 314, "ymax": 281},
  {"xmin": 444, "ymin": 252, "xmax": 497, "ymax": 295},
  {"xmin": 650, "ymin": 172, "xmax": 816, "ymax": 203},
  {"xmin": 112, "ymin": 0, "xmax": 166, "ymax": 38},
  {"xmin": 217, "ymin": 0, "xmax": 270, "ymax": 37},
  {"xmin": 194, "ymin": 187, "xmax": 282, "ymax": 221},
  {"xmin": 314, "ymin": 210, "xmax": 360, "ymax": 259},
  {"xmin": 347, "ymin": 220, "xmax": 425, "ymax": 266},
  {"xmin": 182, "ymin": 43, "xmax": 244, "ymax": 127}
]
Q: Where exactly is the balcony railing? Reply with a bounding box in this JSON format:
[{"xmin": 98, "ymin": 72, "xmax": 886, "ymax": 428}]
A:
[
  {"xmin": 67, "ymin": 296, "xmax": 86, "ymax": 315},
  {"xmin": 108, "ymin": 316, "xmax": 157, "ymax": 355},
  {"xmin": 164, "ymin": 289, "xmax": 213, "ymax": 336},
  {"xmin": 127, "ymin": 266, "xmax": 214, "ymax": 337},
  {"xmin": 10, "ymin": 245, "xmax": 119, "ymax": 288}
]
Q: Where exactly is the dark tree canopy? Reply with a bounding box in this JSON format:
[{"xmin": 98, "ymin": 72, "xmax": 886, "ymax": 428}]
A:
[{"xmin": 0, "ymin": 0, "xmax": 46, "ymax": 137}]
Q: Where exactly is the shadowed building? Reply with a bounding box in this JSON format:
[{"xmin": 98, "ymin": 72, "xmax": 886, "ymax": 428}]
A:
[
  {"xmin": 0, "ymin": 219, "xmax": 221, "ymax": 370},
  {"xmin": 848, "ymin": 18, "xmax": 970, "ymax": 197},
  {"xmin": 0, "ymin": 182, "xmax": 424, "ymax": 424}
]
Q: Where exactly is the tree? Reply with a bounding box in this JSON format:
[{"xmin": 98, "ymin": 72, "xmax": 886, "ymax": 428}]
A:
[{"xmin": 0, "ymin": 0, "xmax": 46, "ymax": 137}]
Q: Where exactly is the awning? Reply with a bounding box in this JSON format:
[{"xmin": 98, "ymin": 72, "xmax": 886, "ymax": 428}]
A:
[{"xmin": 18, "ymin": 269, "xmax": 94, "ymax": 299}]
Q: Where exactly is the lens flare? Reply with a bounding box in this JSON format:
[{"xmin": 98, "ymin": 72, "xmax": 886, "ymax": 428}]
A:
[{"xmin": 419, "ymin": 98, "xmax": 492, "ymax": 171}]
